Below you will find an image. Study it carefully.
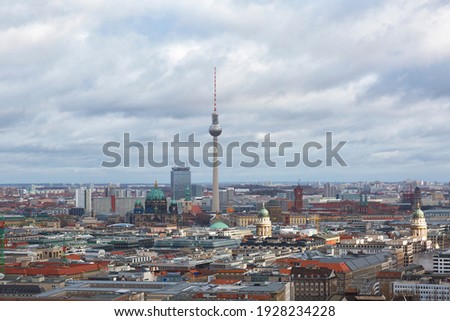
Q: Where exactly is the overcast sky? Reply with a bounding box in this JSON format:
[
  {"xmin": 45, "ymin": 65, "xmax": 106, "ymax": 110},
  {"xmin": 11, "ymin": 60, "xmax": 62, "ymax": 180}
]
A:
[{"xmin": 1, "ymin": 0, "xmax": 450, "ymax": 184}]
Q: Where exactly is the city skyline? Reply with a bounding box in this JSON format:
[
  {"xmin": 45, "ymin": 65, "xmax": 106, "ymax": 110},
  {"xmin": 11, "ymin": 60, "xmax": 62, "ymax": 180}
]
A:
[{"xmin": 2, "ymin": 1, "xmax": 450, "ymax": 183}]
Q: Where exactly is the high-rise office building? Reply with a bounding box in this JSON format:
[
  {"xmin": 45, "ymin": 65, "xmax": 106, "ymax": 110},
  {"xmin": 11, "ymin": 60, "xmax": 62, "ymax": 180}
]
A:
[
  {"xmin": 75, "ymin": 187, "xmax": 92, "ymax": 214},
  {"xmin": 171, "ymin": 167, "xmax": 191, "ymax": 200},
  {"xmin": 191, "ymin": 184, "xmax": 203, "ymax": 198},
  {"xmin": 324, "ymin": 183, "xmax": 337, "ymax": 198}
]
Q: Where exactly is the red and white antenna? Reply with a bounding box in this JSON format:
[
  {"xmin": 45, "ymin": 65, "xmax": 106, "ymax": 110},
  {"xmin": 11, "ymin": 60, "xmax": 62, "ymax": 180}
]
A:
[{"xmin": 214, "ymin": 67, "xmax": 217, "ymax": 111}]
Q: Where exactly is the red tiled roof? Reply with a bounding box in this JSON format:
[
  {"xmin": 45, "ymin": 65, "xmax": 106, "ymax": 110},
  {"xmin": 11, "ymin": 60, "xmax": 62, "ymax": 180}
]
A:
[
  {"xmin": 279, "ymin": 268, "xmax": 292, "ymax": 275},
  {"xmin": 376, "ymin": 271, "xmax": 402, "ymax": 278},
  {"xmin": 274, "ymin": 258, "xmax": 350, "ymax": 273},
  {"xmin": 210, "ymin": 279, "xmax": 241, "ymax": 285},
  {"xmin": 274, "ymin": 258, "xmax": 303, "ymax": 266},
  {"xmin": 110, "ymin": 251, "xmax": 125, "ymax": 255},
  {"xmin": 190, "ymin": 204, "xmax": 203, "ymax": 215},
  {"xmin": 5, "ymin": 262, "xmax": 108, "ymax": 276},
  {"xmin": 300, "ymin": 260, "xmax": 351, "ymax": 273}
]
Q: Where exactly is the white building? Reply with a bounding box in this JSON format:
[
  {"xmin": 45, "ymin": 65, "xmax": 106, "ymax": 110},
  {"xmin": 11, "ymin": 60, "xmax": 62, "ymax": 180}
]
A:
[
  {"xmin": 433, "ymin": 250, "xmax": 450, "ymax": 274},
  {"xmin": 75, "ymin": 187, "xmax": 92, "ymax": 213},
  {"xmin": 393, "ymin": 281, "xmax": 450, "ymax": 301}
]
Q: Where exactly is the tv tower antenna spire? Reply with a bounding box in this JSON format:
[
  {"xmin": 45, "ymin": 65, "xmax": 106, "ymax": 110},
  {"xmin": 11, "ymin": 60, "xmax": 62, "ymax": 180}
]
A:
[{"xmin": 214, "ymin": 66, "xmax": 217, "ymax": 111}]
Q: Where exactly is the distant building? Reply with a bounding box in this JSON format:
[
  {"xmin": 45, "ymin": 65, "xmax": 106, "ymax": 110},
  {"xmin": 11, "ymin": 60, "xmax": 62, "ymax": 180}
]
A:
[
  {"xmin": 393, "ymin": 281, "xmax": 450, "ymax": 301},
  {"xmin": 93, "ymin": 196, "xmax": 145, "ymax": 215},
  {"xmin": 433, "ymin": 251, "xmax": 450, "ymax": 274},
  {"xmin": 75, "ymin": 187, "xmax": 92, "ymax": 214},
  {"xmin": 171, "ymin": 167, "xmax": 191, "ymax": 200},
  {"xmin": 265, "ymin": 200, "xmax": 283, "ymax": 223},
  {"xmin": 324, "ymin": 183, "xmax": 337, "ymax": 198},
  {"xmin": 228, "ymin": 212, "xmax": 258, "ymax": 227},
  {"xmin": 283, "ymin": 213, "xmax": 307, "ymax": 226},
  {"xmin": 171, "ymin": 282, "xmax": 291, "ymax": 301},
  {"xmin": 291, "ymin": 265, "xmax": 338, "ymax": 300},
  {"xmin": 219, "ymin": 189, "xmax": 228, "ymax": 207},
  {"xmin": 412, "ymin": 187, "xmax": 422, "ymax": 209},
  {"xmin": 69, "ymin": 208, "xmax": 85, "ymax": 216},
  {"xmin": 191, "ymin": 184, "xmax": 203, "ymax": 198}
]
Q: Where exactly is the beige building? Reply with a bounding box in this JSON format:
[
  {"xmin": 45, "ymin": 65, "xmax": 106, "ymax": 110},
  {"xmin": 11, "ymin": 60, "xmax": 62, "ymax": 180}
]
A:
[
  {"xmin": 228, "ymin": 211, "xmax": 306, "ymax": 227},
  {"xmin": 228, "ymin": 213, "xmax": 258, "ymax": 227}
]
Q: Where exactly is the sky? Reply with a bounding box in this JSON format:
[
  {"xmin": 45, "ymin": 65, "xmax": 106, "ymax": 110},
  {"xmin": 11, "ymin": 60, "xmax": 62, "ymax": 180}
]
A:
[{"xmin": 1, "ymin": 0, "xmax": 450, "ymax": 184}]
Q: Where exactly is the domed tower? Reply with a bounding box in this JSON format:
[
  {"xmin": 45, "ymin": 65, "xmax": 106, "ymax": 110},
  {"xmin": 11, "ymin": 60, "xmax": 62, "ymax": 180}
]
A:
[
  {"xmin": 209, "ymin": 67, "xmax": 222, "ymax": 215},
  {"xmin": 410, "ymin": 202, "xmax": 427, "ymax": 238},
  {"xmin": 182, "ymin": 186, "xmax": 192, "ymax": 213},
  {"xmin": 133, "ymin": 199, "xmax": 144, "ymax": 214},
  {"xmin": 145, "ymin": 180, "xmax": 167, "ymax": 214},
  {"xmin": 256, "ymin": 203, "xmax": 272, "ymax": 237}
]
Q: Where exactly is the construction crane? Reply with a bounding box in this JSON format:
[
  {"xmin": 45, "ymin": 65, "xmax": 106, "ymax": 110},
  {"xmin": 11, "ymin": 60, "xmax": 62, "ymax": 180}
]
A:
[
  {"xmin": 314, "ymin": 214, "xmax": 320, "ymax": 232},
  {"xmin": 307, "ymin": 213, "xmax": 320, "ymax": 232}
]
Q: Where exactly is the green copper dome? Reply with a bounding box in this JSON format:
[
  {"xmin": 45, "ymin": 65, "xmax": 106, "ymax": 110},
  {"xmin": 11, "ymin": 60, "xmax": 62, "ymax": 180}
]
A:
[
  {"xmin": 258, "ymin": 204, "xmax": 270, "ymax": 218},
  {"xmin": 412, "ymin": 203, "xmax": 425, "ymax": 219},
  {"xmin": 210, "ymin": 221, "xmax": 229, "ymax": 230},
  {"xmin": 146, "ymin": 181, "xmax": 166, "ymax": 201}
]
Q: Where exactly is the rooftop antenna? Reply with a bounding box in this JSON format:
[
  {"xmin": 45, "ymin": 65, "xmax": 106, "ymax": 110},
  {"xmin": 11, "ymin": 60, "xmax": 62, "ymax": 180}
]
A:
[{"xmin": 214, "ymin": 67, "xmax": 217, "ymax": 111}]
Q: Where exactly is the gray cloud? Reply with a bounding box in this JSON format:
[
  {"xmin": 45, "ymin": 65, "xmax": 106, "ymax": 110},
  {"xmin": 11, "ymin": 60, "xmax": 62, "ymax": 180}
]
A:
[{"xmin": 1, "ymin": 0, "xmax": 450, "ymax": 183}]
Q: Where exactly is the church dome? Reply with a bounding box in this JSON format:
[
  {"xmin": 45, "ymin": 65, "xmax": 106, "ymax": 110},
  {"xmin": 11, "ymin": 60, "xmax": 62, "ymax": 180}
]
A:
[
  {"xmin": 412, "ymin": 203, "xmax": 425, "ymax": 219},
  {"xmin": 210, "ymin": 221, "xmax": 229, "ymax": 230},
  {"xmin": 146, "ymin": 181, "xmax": 166, "ymax": 201},
  {"xmin": 258, "ymin": 204, "xmax": 270, "ymax": 218}
]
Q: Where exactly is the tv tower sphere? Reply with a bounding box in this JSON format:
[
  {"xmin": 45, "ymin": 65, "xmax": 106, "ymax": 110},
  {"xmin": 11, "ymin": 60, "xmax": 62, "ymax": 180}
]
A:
[{"xmin": 209, "ymin": 119, "xmax": 222, "ymax": 137}]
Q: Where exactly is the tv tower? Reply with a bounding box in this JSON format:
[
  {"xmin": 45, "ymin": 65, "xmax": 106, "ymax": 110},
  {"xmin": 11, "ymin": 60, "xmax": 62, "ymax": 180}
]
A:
[{"xmin": 209, "ymin": 67, "xmax": 222, "ymax": 214}]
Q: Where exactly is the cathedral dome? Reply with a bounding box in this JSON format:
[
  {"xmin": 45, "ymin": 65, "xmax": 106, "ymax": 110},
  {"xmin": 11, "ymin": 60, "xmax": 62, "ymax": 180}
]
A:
[
  {"xmin": 146, "ymin": 181, "xmax": 166, "ymax": 201},
  {"xmin": 412, "ymin": 203, "xmax": 425, "ymax": 219},
  {"xmin": 258, "ymin": 204, "xmax": 270, "ymax": 218}
]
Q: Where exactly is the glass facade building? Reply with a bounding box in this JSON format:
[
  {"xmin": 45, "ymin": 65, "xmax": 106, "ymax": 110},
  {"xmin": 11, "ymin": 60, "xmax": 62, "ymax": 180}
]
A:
[{"xmin": 170, "ymin": 167, "xmax": 191, "ymax": 200}]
